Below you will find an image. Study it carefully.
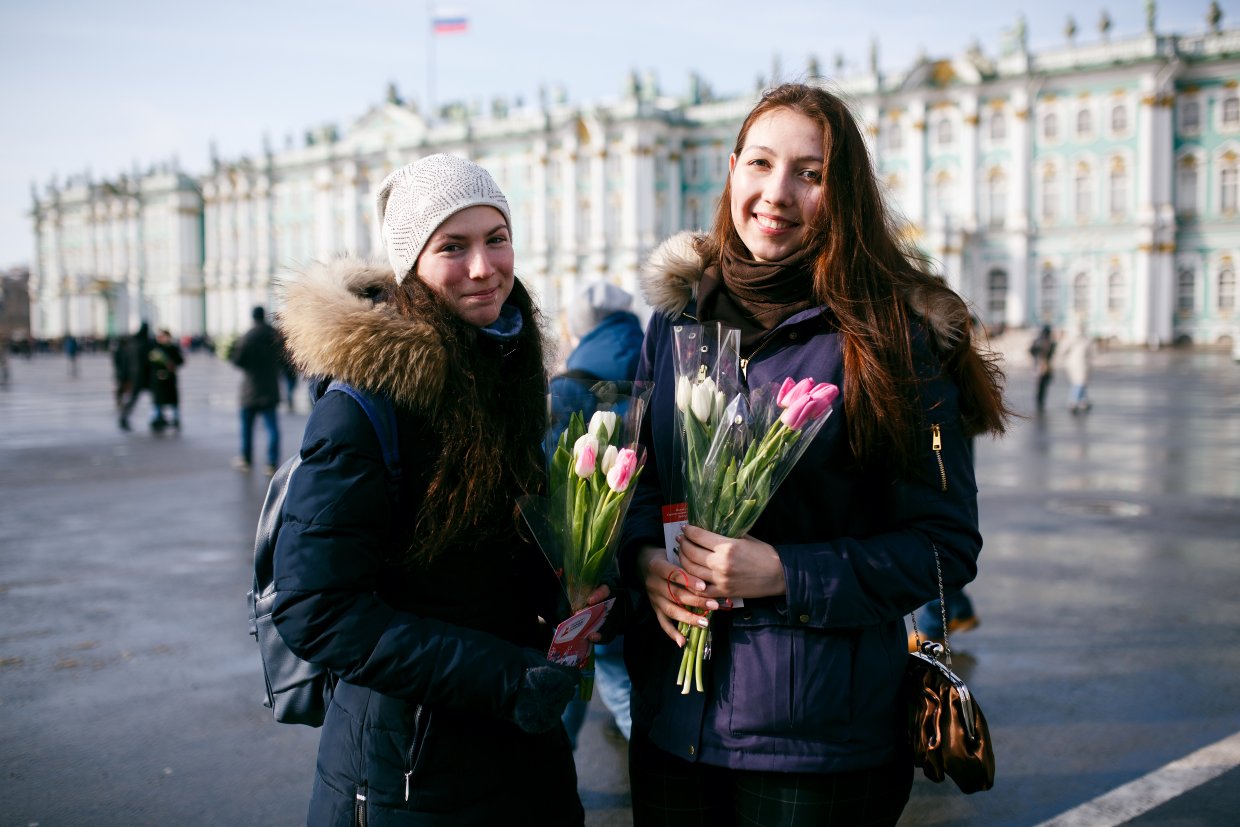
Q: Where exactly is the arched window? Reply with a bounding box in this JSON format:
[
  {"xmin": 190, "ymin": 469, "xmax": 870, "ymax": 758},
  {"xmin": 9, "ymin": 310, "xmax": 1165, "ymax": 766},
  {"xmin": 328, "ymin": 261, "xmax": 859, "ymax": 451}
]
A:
[
  {"xmin": 987, "ymin": 171, "xmax": 1007, "ymax": 229},
  {"xmin": 1043, "ymin": 111, "xmax": 1059, "ymax": 141},
  {"xmin": 1109, "ymin": 161, "xmax": 1129, "ymax": 217},
  {"xmin": 1040, "ymin": 266, "xmax": 1058, "ymax": 321},
  {"xmin": 1176, "ymin": 266, "xmax": 1196, "ymax": 314},
  {"xmin": 987, "ymin": 268, "xmax": 1008, "ymax": 322},
  {"xmin": 1077, "ymin": 108, "xmax": 1093, "ymax": 137},
  {"xmin": 1111, "ymin": 103, "xmax": 1128, "ymax": 134},
  {"xmin": 1224, "ymin": 97, "xmax": 1240, "ymax": 128},
  {"xmin": 1041, "ymin": 167, "xmax": 1059, "ymax": 222},
  {"xmin": 1180, "ymin": 100, "xmax": 1201, "ymax": 132},
  {"xmin": 1107, "ymin": 268, "xmax": 1125, "ymax": 313},
  {"xmin": 936, "ymin": 117, "xmax": 953, "ymax": 146},
  {"xmin": 989, "ymin": 111, "xmax": 1007, "ymax": 141},
  {"xmin": 1075, "ymin": 166, "xmax": 1093, "ymax": 220},
  {"xmin": 1073, "ymin": 272, "xmax": 1090, "ymax": 317},
  {"xmin": 1221, "ymin": 167, "xmax": 1238, "ymax": 214},
  {"xmin": 1220, "ymin": 266, "xmax": 1237, "ymax": 313},
  {"xmin": 1177, "ymin": 159, "xmax": 1199, "ymax": 214},
  {"xmin": 886, "ymin": 119, "xmax": 904, "ymax": 151}
]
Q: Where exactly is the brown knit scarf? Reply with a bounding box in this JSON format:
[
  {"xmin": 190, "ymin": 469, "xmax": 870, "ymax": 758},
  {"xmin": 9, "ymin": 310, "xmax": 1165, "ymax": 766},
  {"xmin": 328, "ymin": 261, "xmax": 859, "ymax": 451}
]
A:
[{"xmin": 697, "ymin": 245, "xmax": 819, "ymax": 353}]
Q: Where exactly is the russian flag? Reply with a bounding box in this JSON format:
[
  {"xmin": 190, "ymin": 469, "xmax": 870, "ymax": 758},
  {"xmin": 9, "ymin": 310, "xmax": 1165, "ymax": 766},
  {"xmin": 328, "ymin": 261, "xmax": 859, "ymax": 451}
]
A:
[{"xmin": 432, "ymin": 10, "xmax": 468, "ymax": 34}]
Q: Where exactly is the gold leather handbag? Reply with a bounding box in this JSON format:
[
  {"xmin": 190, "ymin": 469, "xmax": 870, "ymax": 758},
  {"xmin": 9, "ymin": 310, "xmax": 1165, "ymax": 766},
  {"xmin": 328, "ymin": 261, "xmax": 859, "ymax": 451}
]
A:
[{"xmin": 905, "ymin": 545, "xmax": 996, "ymax": 794}]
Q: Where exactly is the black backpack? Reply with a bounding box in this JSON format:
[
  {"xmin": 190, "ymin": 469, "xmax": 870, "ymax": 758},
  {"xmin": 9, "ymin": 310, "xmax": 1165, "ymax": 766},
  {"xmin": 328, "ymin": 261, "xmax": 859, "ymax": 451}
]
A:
[{"xmin": 246, "ymin": 380, "xmax": 401, "ymax": 726}]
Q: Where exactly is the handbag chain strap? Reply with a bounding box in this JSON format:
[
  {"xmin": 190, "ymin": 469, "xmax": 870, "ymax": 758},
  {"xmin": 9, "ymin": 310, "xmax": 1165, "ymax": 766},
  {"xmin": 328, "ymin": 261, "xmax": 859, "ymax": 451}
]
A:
[{"xmin": 908, "ymin": 542, "xmax": 953, "ymax": 669}]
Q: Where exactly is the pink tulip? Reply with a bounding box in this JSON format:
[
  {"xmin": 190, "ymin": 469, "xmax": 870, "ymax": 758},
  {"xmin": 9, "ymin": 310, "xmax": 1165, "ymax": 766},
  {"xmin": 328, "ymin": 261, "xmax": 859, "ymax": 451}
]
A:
[
  {"xmin": 606, "ymin": 447, "xmax": 639, "ymax": 492},
  {"xmin": 778, "ymin": 380, "xmax": 839, "ymax": 430},
  {"xmin": 573, "ymin": 434, "xmax": 599, "ymax": 477}
]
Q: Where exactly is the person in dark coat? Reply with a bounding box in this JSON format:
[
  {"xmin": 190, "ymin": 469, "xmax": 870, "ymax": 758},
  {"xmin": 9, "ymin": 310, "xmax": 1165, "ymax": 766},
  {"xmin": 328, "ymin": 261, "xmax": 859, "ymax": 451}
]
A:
[
  {"xmin": 1030, "ymin": 324, "xmax": 1056, "ymax": 413},
  {"xmin": 551, "ymin": 280, "xmax": 644, "ymax": 748},
  {"xmin": 117, "ymin": 322, "xmax": 154, "ymax": 431},
  {"xmin": 148, "ymin": 328, "xmax": 184, "ymax": 431},
  {"xmin": 619, "ymin": 84, "xmax": 1011, "ymax": 826},
  {"xmin": 272, "ymin": 154, "xmax": 601, "ymax": 826},
  {"xmin": 230, "ymin": 306, "xmax": 283, "ymax": 472}
]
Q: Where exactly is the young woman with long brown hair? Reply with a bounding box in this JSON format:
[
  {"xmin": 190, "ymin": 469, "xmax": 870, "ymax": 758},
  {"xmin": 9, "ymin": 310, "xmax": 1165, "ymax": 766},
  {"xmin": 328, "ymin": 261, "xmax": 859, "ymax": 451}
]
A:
[{"xmin": 621, "ymin": 83, "xmax": 1010, "ymax": 826}]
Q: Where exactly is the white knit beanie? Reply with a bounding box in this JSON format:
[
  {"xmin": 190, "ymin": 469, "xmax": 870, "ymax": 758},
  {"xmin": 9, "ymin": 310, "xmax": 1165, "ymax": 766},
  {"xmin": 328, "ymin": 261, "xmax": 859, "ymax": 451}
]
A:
[{"xmin": 375, "ymin": 154, "xmax": 512, "ymax": 284}]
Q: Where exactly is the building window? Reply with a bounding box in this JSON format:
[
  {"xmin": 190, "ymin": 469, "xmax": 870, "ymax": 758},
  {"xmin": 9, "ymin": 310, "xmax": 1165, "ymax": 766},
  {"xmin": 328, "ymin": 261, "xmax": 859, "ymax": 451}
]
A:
[
  {"xmin": 987, "ymin": 268, "xmax": 1008, "ymax": 322},
  {"xmin": 1042, "ymin": 111, "xmax": 1059, "ymax": 141},
  {"xmin": 1224, "ymin": 97, "xmax": 1240, "ymax": 129},
  {"xmin": 1221, "ymin": 167, "xmax": 1238, "ymax": 213},
  {"xmin": 986, "ymin": 173, "xmax": 1007, "ymax": 229},
  {"xmin": 1076, "ymin": 108, "xmax": 1093, "ymax": 138},
  {"xmin": 1221, "ymin": 267, "xmax": 1237, "ymax": 313},
  {"xmin": 1177, "ymin": 266, "xmax": 1196, "ymax": 314},
  {"xmin": 1111, "ymin": 103, "xmax": 1128, "ymax": 134},
  {"xmin": 1040, "ymin": 266, "xmax": 1058, "ymax": 321},
  {"xmin": 1107, "ymin": 269, "xmax": 1125, "ymax": 313},
  {"xmin": 1109, "ymin": 162, "xmax": 1128, "ymax": 218},
  {"xmin": 932, "ymin": 172, "xmax": 954, "ymax": 217},
  {"xmin": 989, "ymin": 111, "xmax": 1006, "ymax": 141},
  {"xmin": 886, "ymin": 120, "xmax": 903, "ymax": 151},
  {"xmin": 1075, "ymin": 166, "xmax": 1093, "ymax": 220},
  {"xmin": 1041, "ymin": 168, "xmax": 1059, "ymax": 222},
  {"xmin": 1180, "ymin": 100, "xmax": 1201, "ymax": 132},
  {"xmin": 1177, "ymin": 160, "xmax": 1199, "ymax": 214},
  {"xmin": 1073, "ymin": 272, "xmax": 1090, "ymax": 317},
  {"xmin": 936, "ymin": 118, "xmax": 953, "ymax": 146}
]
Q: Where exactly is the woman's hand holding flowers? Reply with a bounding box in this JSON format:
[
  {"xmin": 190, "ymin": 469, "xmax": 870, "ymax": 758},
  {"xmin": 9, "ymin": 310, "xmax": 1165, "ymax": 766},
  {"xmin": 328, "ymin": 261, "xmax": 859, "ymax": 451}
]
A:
[{"xmin": 674, "ymin": 525, "xmax": 786, "ymax": 603}]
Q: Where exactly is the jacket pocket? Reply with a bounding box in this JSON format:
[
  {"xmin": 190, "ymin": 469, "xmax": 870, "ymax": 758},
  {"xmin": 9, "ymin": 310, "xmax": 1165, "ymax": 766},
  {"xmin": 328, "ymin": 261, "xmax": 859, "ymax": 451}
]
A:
[{"xmin": 727, "ymin": 615, "xmax": 854, "ymax": 742}]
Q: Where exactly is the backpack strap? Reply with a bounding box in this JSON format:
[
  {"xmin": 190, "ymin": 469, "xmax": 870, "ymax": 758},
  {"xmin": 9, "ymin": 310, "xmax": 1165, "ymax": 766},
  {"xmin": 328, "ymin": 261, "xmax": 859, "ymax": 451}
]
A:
[{"xmin": 324, "ymin": 380, "xmax": 403, "ymax": 493}]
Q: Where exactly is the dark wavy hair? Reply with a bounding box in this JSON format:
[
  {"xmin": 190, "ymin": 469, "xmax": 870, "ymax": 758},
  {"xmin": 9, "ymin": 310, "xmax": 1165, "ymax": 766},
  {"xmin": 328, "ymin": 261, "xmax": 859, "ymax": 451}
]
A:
[
  {"xmin": 698, "ymin": 83, "xmax": 1010, "ymax": 470},
  {"xmin": 389, "ymin": 275, "xmax": 548, "ymax": 565}
]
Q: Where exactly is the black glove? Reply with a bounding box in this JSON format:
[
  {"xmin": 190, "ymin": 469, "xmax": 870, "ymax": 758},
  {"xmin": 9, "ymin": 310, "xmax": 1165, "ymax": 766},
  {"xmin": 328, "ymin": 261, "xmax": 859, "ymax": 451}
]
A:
[{"xmin": 508, "ymin": 650, "xmax": 580, "ymax": 734}]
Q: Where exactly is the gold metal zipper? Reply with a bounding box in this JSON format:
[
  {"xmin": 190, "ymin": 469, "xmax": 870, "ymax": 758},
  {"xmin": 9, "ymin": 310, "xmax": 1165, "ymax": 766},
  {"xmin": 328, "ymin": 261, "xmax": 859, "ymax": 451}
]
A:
[{"xmin": 931, "ymin": 424, "xmax": 947, "ymax": 492}]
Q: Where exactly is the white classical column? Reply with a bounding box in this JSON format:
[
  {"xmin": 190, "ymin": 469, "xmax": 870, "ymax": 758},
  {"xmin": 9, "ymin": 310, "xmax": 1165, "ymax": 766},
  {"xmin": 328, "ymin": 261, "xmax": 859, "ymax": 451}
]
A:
[
  {"xmin": 254, "ymin": 172, "xmax": 273, "ymax": 286},
  {"xmin": 1149, "ymin": 83, "xmax": 1177, "ymax": 347},
  {"xmin": 530, "ymin": 139, "xmax": 551, "ymax": 303},
  {"xmin": 314, "ymin": 165, "xmax": 336, "ymax": 262},
  {"xmin": 559, "ymin": 133, "xmax": 580, "ymax": 311},
  {"xmin": 1009, "ymin": 87, "xmax": 1033, "ymax": 328},
  {"xmin": 906, "ymin": 99, "xmax": 927, "ymax": 229},
  {"xmin": 340, "ymin": 161, "xmax": 361, "ymax": 256},
  {"xmin": 589, "ymin": 142, "xmax": 607, "ymax": 276},
  {"xmin": 1132, "ymin": 76, "xmax": 1159, "ymax": 346},
  {"xmin": 961, "ymin": 96, "xmax": 980, "ymax": 231},
  {"xmin": 862, "ymin": 101, "xmax": 881, "ymax": 168}
]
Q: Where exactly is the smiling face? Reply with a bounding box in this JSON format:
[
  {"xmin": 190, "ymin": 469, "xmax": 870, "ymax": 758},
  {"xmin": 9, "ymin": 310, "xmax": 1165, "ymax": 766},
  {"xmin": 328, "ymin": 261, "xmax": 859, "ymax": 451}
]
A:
[
  {"xmin": 728, "ymin": 108, "xmax": 825, "ymax": 262},
  {"xmin": 414, "ymin": 205, "xmax": 515, "ymax": 326}
]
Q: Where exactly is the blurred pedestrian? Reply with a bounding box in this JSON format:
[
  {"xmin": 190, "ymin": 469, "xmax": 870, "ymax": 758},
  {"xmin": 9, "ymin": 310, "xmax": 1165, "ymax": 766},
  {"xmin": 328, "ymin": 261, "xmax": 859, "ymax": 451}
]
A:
[
  {"xmin": 552, "ymin": 279, "xmax": 643, "ymax": 748},
  {"xmin": 1030, "ymin": 324, "xmax": 1056, "ymax": 413},
  {"xmin": 1059, "ymin": 319, "xmax": 1094, "ymax": 414},
  {"xmin": 64, "ymin": 334, "xmax": 78, "ymax": 377},
  {"xmin": 271, "ymin": 154, "xmax": 589, "ymax": 824},
  {"xmin": 117, "ymin": 322, "xmax": 154, "ymax": 431},
  {"xmin": 229, "ymin": 306, "xmax": 283, "ymax": 473},
  {"xmin": 149, "ymin": 328, "xmax": 184, "ymax": 431}
]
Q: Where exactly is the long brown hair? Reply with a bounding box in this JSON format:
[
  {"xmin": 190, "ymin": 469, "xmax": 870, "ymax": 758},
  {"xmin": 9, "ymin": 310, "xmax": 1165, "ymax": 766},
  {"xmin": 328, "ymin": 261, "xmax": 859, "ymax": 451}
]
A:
[
  {"xmin": 389, "ymin": 275, "xmax": 548, "ymax": 565},
  {"xmin": 699, "ymin": 83, "xmax": 1010, "ymax": 469}
]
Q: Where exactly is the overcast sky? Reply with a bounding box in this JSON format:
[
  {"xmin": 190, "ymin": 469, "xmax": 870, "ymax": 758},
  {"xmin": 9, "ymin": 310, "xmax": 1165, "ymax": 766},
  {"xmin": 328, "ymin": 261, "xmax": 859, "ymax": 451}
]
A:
[{"xmin": 0, "ymin": 0, "xmax": 1231, "ymax": 268}]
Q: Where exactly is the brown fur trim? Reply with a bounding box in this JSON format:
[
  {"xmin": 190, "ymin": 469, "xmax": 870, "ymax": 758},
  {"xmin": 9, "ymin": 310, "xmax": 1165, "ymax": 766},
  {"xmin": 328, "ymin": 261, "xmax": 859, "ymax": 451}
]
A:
[{"xmin": 275, "ymin": 257, "xmax": 446, "ymax": 411}]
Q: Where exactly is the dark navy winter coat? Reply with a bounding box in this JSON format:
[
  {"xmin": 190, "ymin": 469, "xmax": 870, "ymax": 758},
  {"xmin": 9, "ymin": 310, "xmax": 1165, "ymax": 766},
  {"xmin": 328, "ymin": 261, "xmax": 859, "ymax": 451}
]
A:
[
  {"xmin": 270, "ymin": 259, "xmax": 582, "ymax": 826},
  {"xmin": 621, "ymin": 235, "xmax": 983, "ymax": 774}
]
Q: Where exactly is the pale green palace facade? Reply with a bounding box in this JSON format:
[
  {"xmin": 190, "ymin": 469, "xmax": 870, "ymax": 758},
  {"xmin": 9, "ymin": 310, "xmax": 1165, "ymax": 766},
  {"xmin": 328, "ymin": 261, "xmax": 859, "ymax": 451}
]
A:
[{"xmin": 28, "ymin": 20, "xmax": 1240, "ymax": 351}]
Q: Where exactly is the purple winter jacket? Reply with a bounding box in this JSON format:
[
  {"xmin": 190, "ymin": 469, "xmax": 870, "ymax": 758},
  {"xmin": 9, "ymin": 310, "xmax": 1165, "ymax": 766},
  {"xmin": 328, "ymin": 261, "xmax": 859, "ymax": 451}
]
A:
[{"xmin": 620, "ymin": 236, "xmax": 983, "ymax": 774}]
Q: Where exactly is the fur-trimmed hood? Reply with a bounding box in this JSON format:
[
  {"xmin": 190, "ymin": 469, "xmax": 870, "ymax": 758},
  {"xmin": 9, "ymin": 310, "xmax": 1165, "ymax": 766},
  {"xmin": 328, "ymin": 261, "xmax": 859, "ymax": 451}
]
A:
[
  {"xmin": 639, "ymin": 231, "xmax": 970, "ymax": 353},
  {"xmin": 276, "ymin": 257, "xmax": 447, "ymax": 410}
]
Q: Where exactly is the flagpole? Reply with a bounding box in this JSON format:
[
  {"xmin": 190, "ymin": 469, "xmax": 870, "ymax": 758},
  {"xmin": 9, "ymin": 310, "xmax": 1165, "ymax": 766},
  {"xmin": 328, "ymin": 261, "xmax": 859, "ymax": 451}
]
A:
[{"xmin": 427, "ymin": 2, "xmax": 435, "ymax": 121}]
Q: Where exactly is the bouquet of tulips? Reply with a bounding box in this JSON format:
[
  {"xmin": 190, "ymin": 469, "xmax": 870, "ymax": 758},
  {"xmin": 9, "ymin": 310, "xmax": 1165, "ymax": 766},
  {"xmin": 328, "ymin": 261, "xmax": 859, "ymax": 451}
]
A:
[
  {"xmin": 669, "ymin": 323, "xmax": 839, "ymax": 693},
  {"xmin": 518, "ymin": 381, "xmax": 652, "ymax": 699}
]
